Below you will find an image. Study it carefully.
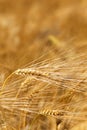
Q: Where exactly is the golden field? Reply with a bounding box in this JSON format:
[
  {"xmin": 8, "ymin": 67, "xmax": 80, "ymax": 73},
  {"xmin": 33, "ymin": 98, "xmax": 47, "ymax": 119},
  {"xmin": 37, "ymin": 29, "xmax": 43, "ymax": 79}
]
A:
[{"xmin": 0, "ymin": 0, "xmax": 87, "ymax": 130}]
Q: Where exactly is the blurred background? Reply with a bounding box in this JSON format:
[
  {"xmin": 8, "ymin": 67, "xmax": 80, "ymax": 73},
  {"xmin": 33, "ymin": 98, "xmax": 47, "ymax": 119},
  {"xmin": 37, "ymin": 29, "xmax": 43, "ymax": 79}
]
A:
[{"xmin": 0, "ymin": 0, "xmax": 87, "ymax": 69}]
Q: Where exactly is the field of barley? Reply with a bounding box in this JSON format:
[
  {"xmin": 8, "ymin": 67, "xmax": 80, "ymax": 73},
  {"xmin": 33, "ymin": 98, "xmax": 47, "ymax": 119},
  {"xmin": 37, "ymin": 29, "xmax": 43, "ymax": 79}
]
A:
[{"xmin": 0, "ymin": 0, "xmax": 87, "ymax": 130}]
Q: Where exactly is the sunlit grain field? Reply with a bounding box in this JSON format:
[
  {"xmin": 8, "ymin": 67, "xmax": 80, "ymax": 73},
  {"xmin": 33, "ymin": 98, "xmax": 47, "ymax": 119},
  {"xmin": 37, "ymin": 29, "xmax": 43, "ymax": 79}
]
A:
[{"xmin": 0, "ymin": 0, "xmax": 87, "ymax": 130}]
